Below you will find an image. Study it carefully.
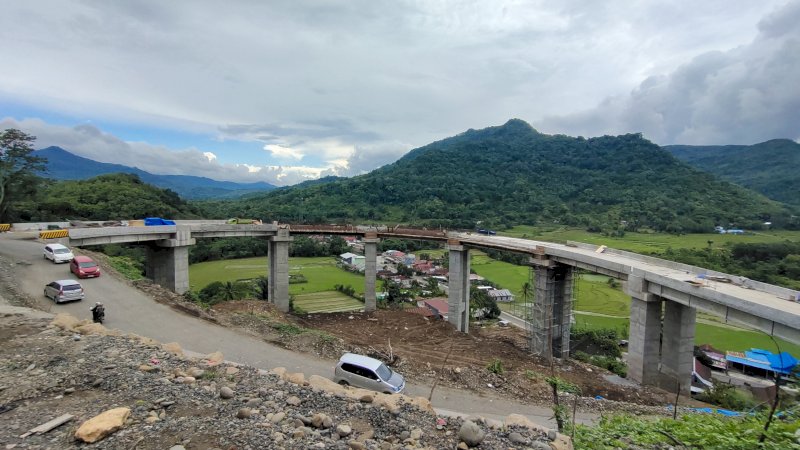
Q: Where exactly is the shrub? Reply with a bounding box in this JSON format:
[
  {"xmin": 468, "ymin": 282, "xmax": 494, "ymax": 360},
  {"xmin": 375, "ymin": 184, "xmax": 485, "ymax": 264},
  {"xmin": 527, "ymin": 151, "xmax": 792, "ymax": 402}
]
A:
[
  {"xmin": 696, "ymin": 382, "xmax": 759, "ymax": 411},
  {"xmin": 486, "ymin": 358, "xmax": 505, "ymax": 375},
  {"xmin": 109, "ymin": 256, "xmax": 144, "ymax": 280}
]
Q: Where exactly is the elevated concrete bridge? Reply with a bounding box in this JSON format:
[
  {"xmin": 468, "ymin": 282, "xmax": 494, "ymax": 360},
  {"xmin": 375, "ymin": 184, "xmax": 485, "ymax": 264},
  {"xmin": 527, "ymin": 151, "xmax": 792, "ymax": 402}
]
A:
[{"xmin": 59, "ymin": 222, "xmax": 800, "ymax": 393}]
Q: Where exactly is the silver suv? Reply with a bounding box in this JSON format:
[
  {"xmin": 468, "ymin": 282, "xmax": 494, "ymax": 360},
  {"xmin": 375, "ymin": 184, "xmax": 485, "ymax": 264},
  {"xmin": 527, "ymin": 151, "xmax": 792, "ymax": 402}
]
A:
[
  {"xmin": 44, "ymin": 279, "xmax": 85, "ymax": 304},
  {"xmin": 333, "ymin": 353, "xmax": 405, "ymax": 394}
]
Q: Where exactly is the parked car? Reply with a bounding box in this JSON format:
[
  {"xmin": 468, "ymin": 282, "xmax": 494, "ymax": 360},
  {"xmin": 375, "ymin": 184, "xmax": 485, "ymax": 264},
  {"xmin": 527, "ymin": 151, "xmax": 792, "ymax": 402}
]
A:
[
  {"xmin": 43, "ymin": 243, "xmax": 74, "ymax": 263},
  {"xmin": 70, "ymin": 256, "xmax": 101, "ymax": 278},
  {"xmin": 43, "ymin": 279, "xmax": 85, "ymax": 304},
  {"xmin": 333, "ymin": 353, "xmax": 405, "ymax": 394}
]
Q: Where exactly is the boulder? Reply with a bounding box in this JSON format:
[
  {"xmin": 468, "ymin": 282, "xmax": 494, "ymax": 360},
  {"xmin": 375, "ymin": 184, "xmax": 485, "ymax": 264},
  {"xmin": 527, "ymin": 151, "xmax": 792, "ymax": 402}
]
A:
[{"xmin": 74, "ymin": 407, "xmax": 130, "ymax": 443}]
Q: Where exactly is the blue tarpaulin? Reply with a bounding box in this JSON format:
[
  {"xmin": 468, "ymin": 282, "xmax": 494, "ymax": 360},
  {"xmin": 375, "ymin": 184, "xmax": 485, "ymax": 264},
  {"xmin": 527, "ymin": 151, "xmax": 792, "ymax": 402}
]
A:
[
  {"xmin": 144, "ymin": 217, "xmax": 176, "ymax": 226},
  {"xmin": 726, "ymin": 348, "xmax": 798, "ymax": 375}
]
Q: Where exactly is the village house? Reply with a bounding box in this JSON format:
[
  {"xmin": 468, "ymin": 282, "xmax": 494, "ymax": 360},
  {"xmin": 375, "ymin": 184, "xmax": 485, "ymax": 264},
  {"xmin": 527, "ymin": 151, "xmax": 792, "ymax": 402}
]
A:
[
  {"xmin": 420, "ymin": 297, "xmax": 449, "ymax": 320},
  {"xmin": 339, "ymin": 252, "xmax": 366, "ymax": 271},
  {"xmin": 487, "ymin": 288, "xmax": 514, "ymax": 302}
]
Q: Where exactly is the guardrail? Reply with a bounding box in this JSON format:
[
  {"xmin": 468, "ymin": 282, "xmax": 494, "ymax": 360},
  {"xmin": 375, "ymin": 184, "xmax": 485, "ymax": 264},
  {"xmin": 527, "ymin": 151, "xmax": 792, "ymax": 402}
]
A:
[
  {"xmin": 39, "ymin": 229, "xmax": 69, "ymax": 239},
  {"xmin": 0, "ymin": 224, "xmax": 10, "ymax": 232}
]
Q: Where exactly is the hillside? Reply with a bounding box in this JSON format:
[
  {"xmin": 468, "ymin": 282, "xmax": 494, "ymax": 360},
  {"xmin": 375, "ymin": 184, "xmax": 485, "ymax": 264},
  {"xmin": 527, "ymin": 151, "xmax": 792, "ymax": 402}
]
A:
[
  {"xmin": 36, "ymin": 146, "xmax": 276, "ymax": 199},
  {"xmin": 22, "ymin": 173, "xmax": 202, "ymax": 221},
  {"xmin": 665, "ymin": 139, "xmax": 800, "ymax": 207},
  {"xmin": 212, "ymin": 119, "xmax": 795, "ymax": 232}
]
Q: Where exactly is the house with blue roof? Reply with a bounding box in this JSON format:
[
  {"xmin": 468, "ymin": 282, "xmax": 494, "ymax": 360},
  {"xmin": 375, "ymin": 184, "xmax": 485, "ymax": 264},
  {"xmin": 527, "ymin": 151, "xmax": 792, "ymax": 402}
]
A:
[{"xmin": 725, "ymin": 348, "xmax": 798, "ymax": 379}]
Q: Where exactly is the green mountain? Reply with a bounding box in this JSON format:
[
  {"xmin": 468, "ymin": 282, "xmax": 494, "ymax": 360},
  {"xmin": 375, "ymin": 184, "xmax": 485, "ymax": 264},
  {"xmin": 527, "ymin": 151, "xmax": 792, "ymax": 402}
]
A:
[
  {"xmin": 664, "ymin": 139, "xmax": 800, "ymax": 207},
  {"xmin": 20, "ymin": 173, "xmax": 202, "ymax": 221},
  {"xmin": 209, "ymin": 120, "xmax": 796, "ymax": 232}
]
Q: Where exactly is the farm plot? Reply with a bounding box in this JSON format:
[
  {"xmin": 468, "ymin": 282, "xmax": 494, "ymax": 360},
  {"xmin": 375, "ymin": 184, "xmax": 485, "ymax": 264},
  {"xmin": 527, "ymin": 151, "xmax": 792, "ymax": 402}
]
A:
[{"xmin": 293, "ymin": 291, "xmax": 363, "ymax": 313}]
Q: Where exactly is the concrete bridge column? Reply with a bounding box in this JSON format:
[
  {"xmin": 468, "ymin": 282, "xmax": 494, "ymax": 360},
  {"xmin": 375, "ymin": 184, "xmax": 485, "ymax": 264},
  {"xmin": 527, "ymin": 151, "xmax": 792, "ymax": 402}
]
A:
[
  {"xmin": 625, "ymin": 276, "xmax": 663, "ymax": 386},
  {"xmin": 363, "ymin": 233, "xmax": 379, "ymax": 312},
  {"xmin": 145, "ymin": 225, "xmax": 195, "ymax": 294},
  {"xmin": 268, "ymin": 229, "xmax": 293, "ymax": 312},
  {"xmin": 447, "ymin": 240, "xmax": 470, "ymax": 333},
  {"xmin": 530, "ymin": 258, "xmax": 574, "ymax": 359},
  {"xmin": 660, "ymin": 300, "xmax": 696, "ymax": 394}
]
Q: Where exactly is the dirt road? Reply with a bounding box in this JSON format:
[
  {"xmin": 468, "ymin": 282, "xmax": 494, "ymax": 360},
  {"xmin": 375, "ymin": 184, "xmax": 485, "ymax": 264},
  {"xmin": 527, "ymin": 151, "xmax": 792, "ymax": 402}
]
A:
[{"xmin": 0, "ymin": 233, "xmax": 596, "ymax": 427}]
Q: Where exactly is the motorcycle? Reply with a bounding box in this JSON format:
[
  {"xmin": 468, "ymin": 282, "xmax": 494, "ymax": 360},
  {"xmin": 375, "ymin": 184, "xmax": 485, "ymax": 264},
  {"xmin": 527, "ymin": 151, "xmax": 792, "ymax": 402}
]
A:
[{"xmin": 90, "ymin": 306, "xmax": 105, "ymax": 324}]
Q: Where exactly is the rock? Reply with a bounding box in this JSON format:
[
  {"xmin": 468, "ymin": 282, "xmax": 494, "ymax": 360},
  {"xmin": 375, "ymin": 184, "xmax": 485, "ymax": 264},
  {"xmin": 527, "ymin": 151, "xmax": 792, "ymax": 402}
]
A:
[
  {"xmin": 548, "ymin": 429, "xmax": 558, "ymax": 441},
  {"xmin": 484, "ymin": 418, "xmax": 503, "ymax": 430},
  {"xmin": 204, "ymin": 351, "xmax": 224, "ymax": 366},
  {"xmin": 226, "ymin": 366, "xmax": 240, "ymax": 375},
  {"xmin": 508, "ymin": 432, "xmax": 530, "ymax": 445},
  {"xmin": 169, "ymin": 446, "xmax": 187, "ymax": 450},
  {"xmin": 457, "ymin": 443, "xmax": 469, "ymax": 450},
  {"xmin": 181, "ymin": 376, "xmax": 196, "ymax": 384},
  {"xmin": 410, "ymin": 428, "xmax": 422, "ymax": 440},
  {"xmin": 286, "ymin": 372, "xmax": 305, "ymax": 385},
  {"xmin": 458, "ymin": 420, "xmax": 485, "ymax": 448},
  {"xmin": 336, "ymin": 424, "xmax": 352, "ymax": 437},
  {"xmin": 236, "ymin": 408, "xmax": 252, "ymax": 419},
  {"xmin": 187, "ymin": 367, "xmax": 205, "ymax": 377},
  {"xmin": 286, "ymin": 396, "xmax": 301, "ymax": 406},
  {"xmin": 161, "ymin": 342, "xmax": 183, "ymax": 357},
  {"xmin": 63, "ymin": 387, "xmax": 75, "ymax": 395},
  {"xmin": 270, "ymin": 412, "xmax": 286, "ymax": 424},
  {"xmin": 531, "ymin": 441, "xmax": 552, "ymax": 450},
  {"xmin": 245, "ymin": 398, "xmax": 262, "ymax": 408},
  {"xmin": 359, "ymin": 394, "xmax": 373, "ymax": 403},
  {"xmin": 74, "ymin": 407, "xmax": 131, "ymax": 443},
  {"xmin": 219, "ymin": 386, "xmax": 235, "ymax": 399},
  {"xmin": 348, "ymin": 440, "xmax": 366, "ymax": 450}
]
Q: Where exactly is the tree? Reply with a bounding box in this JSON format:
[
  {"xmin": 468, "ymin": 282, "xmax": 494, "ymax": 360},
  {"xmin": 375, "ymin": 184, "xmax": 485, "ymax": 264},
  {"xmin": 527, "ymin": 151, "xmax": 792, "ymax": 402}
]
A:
[
  {"xmin": 0, "ymin": 129, "xmax": 46, "ymax": 221},
  {"xmin": 470, "ymin": 288, "xmax": 500, "ymax": 319},
  {"xmin": 521, "ymin": 280, "xmax": 534, "ymax": 304}
]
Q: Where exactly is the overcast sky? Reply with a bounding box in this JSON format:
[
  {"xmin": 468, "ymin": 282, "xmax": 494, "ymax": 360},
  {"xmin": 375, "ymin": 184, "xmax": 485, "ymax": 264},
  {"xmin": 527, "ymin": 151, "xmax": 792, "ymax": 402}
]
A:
[{"xmin": 2, "ymin": 1, "xmax": 798, "ymax": 186}]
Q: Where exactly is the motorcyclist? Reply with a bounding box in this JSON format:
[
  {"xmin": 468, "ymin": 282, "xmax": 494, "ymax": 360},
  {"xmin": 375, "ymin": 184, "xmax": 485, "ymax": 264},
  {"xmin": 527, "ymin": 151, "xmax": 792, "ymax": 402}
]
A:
[{"xmin": 90, "ymin": 302, "xmax": 105, "ymax": 323}]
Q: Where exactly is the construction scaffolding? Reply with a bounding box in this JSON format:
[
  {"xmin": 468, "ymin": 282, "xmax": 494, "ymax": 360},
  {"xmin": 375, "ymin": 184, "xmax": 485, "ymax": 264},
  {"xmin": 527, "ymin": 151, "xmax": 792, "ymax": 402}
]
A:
[{"xmin": 528, "ymin": 263, "xmax": 575, "ymax": 359}]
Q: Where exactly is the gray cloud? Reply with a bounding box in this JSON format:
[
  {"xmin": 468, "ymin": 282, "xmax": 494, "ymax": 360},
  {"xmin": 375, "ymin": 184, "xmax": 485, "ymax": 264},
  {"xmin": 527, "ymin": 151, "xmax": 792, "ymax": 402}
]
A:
[
  {"xmin": 0, "ymin": 0, "xmax": 794, "ymax": 183},
  {"xmin": 537, "ymin": 1, "xmax": 800, "ymax": 144}
]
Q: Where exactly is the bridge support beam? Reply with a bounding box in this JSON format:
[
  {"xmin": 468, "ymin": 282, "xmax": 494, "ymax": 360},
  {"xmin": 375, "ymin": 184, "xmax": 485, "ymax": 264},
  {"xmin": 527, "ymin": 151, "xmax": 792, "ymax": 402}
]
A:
[
  {"xmin": 269, "ymin": 229, "xmax": 293, "ymax": 312},
  {"xmin": 145, "ymin": 225, "xmax": 195, "ymax": 294},
  {"xmin": 625, "ymin": 276, "xmax": 695, "ymax": 394},
  {"xmin": 447, "ymin": 241, "xmax": 470, "ymax": 333},
  {"xmin": 661, "ymin": 300, "xmax": 696, "ymax": 394},
  {"xmin": 626, "ymin": 276, "xmax": 662, "ymax": 386},
  {"xmin": 363, "ymin": 233, "xmax": 379, "ymax": 312},
  {"xmin": 530, "ymin": 261, "xmax": 574, "ymax": 359}
]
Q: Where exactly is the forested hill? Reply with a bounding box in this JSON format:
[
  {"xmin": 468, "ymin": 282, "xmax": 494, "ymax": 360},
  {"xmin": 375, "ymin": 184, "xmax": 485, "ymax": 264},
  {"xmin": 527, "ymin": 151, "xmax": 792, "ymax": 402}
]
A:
[
  {"xmin": 208, "ymin": 119, "xmax": 796, "ymax": 232},
  {"xmin": 17, "ymin": 173, "xmax": 201, "ymax": 221},
  {"xmin": 664, "ymin": 139, "xmax": 800, "ymax": 207}
]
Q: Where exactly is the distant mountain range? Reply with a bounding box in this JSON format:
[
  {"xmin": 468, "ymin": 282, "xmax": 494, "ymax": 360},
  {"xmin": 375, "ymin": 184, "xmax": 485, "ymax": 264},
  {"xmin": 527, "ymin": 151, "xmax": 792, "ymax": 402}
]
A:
[
  {"xmin": 35, "ymin": 146, "xmax": 276, "ymax": 199},
  {"xmin": 665, "ymin": 139, "xmax": 800, "ymax": 208},
  {"xmin": 209, "ymin": 119, "xmax": 797, "ymax": 232}
]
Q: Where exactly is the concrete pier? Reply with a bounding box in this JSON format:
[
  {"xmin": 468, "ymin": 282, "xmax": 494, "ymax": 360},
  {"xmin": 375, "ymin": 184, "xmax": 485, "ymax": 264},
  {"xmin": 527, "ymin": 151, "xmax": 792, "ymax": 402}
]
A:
[
  {"xmin": 530, "ymin": 261, "xmax": 574, "ymax": 358},
  {"xmin": 144, "ymin": 225, "xmax": 195, "ymax": 294},
  {"xmin": 268, "ymin": 229, "xmax": 293, "ymax": 312},
  {"xmin": 363, "ymin": 233, "xmax": 379, "ymax": 312},
  {"xmin": 447, "ymin": 241, "xmax": 470, "ymax": 333},
  {"xmin": 626, "ymin": 276, "xmax": 663, "ymax": 385},
  {"xmin": 660, "ymin": 301, "xmax": 696, "ymax": 393},
  {"xmin": 625, "ymin": 275, "xmax": 695, "ymax": 393}
]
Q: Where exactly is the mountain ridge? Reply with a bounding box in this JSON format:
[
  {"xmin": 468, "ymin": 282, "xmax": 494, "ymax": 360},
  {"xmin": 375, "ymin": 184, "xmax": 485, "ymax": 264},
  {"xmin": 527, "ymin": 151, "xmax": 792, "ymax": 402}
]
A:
[
  {"xmin": 35, "ymin": 146, "xmax": 277, "ymax": 199},
  {"xmin": 208, "ymin": 119, "xmax": 797, "ymax": 232}
]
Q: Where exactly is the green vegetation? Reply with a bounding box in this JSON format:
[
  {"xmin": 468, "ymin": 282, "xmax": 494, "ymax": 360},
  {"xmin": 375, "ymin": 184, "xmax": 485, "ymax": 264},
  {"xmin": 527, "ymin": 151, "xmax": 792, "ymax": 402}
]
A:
[
  {"xmin": 573, "ymin": 412, "xmax": 800, "ymax": 449},
  {"xmin": 0, "ymin": 129, "xmax": 46, "ymax": 222},
  {"xmin": 108, "ymin": 256, "xmax": 144, "ymax": 280},
  {"xmin": 199, "ymin": 120, "xmax": 798, "ymax": 232},
  {"xmin": 667, "ymin": 138, "xmax": 800, "ymax": 208},
  {"xmin": 188, "ymin": 256, "xmax": 365, "ymax": 297},
  {"xmin": 31, "ymin": 173, "xmax": 200, "ymax": 221},
  {"xmin": 486, "ymin": 358, "xmax": 505, "ymax": 375}
]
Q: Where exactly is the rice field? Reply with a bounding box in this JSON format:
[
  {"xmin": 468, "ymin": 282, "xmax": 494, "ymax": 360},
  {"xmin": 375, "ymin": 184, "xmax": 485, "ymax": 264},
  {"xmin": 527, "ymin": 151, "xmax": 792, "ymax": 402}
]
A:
[{"xmin": 292, "ymin": 291, "xmax": 364, "ymax": 313}]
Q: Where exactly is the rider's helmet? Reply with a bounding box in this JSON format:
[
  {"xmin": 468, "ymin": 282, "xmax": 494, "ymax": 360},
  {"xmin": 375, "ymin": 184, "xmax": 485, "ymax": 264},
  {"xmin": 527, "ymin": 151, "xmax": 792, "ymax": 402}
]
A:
[{"xmin": 96, "ymin": 302, "xmax": 103, "ymax": 306}]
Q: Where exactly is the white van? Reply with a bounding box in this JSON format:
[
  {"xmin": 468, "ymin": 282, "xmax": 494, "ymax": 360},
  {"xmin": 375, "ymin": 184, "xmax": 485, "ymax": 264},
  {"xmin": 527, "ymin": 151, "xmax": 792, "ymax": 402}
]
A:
[
  {"xmin": 43, "ymin": 243, "xmax": 74, "ymax": 264},
  {"xmin": 333, "ymin": 353, "xmax": 405, "ymax": 394}
]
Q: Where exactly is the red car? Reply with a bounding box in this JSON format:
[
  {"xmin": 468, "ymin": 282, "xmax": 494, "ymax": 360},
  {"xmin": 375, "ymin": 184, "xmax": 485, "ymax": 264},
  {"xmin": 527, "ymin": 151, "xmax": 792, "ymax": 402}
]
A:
[{"xmin": 70, "ymin": 256, "xmax": 101, "ymax": 278}]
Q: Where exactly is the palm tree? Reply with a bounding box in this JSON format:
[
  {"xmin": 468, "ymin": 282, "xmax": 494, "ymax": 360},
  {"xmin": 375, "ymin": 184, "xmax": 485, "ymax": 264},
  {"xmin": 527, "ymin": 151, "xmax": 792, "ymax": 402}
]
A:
[{"xmin": 521, "ymin": 281, "xmax": 534, "ymax": 304}]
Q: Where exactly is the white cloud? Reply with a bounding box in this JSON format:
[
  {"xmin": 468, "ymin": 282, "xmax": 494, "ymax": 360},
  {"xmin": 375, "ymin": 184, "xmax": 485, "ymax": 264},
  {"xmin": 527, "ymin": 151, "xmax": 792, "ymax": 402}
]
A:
[
  {"xmin": 264, "ymin": 144, "xmax": 304, "ymax": 160},
  {"xmin": 203, "ymin": 151, "xmax": 217, "ymax": 161}
]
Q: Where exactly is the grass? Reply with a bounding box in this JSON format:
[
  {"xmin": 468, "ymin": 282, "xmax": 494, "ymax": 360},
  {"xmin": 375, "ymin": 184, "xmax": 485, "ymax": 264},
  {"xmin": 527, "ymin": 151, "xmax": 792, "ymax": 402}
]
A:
[
  {"xmin": 292, "ymin": 291, "xmax": 363, "ymax": 313},
  {"xmin": 189, "ymin": 256, "xmax": 365, "ymax": 295},
  {"xmin": 502, "ymin": 225, "xmax": 800, "ymax": 254}
]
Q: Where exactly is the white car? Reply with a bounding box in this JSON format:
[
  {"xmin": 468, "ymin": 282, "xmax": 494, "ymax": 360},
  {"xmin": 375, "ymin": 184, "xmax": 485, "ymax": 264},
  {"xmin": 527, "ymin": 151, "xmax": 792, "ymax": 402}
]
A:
[{"xmin": 43, "ymin": 243, "xmax": 74, "ymax": 263}]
